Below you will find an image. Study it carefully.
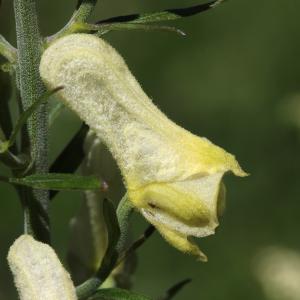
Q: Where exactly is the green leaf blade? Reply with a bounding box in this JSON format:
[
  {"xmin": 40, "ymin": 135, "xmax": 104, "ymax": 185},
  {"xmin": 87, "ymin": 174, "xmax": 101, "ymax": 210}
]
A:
[
  {"xmin": 95, "ymin": 23, "xmax": 185, "ymax": 37},
  {"xmin": 97, "ymin": 0, "xmax": 225, "ymax": 25},
  {"xmin": 10, "ymin": 173, "xmax": 104, "ymax": 191},
  {"xmin": 89, "ymin": 288, "xmax": 152, "ymax": 300},
  {"xmin": 161, "ymin": 278, "xmax": 192, "ymax": 300},
  {"xmin": 50, "ymin": 124, "xmax": 88, "ymax": 199},
  {"xmin": 8, "ymin": 86, "xmax": 63, "ymax": 149}
]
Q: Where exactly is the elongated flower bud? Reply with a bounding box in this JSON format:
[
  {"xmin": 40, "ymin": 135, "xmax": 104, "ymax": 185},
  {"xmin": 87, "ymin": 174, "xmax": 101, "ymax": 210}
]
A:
[
  {"xmin": 7, "ymin": 235, "xmax": 77, "ymax": 300},
  {"xmin": 68, "ymin": 130, "xmax": 125, "ymax": 284},
  {"xmin": 40, "ymin": 34, "xmax": 247, "ymax": 260}
]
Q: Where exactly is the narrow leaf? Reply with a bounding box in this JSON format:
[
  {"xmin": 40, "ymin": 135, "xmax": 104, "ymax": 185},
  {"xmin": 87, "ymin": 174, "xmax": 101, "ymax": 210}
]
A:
[
  {"xmin": 50, "ymin": 124, "xmax": 88, "ymax": 199},
  {"xmin": 160, "ymin": 279, "xmax": 192, "ymax": 300},
  {"xmin": 118, "ymin": 225, "xmax": 155, "ymax": 265},
  {"xmin": 85, "ymin": 23, "xmax": 185, "ymax": 36},
  {"xmin": 50, "ymin": 124, "xmax": 88, "ymax": 174},
  {"xmin": 97, "ymin": 0, "xmax": 225, "ymax": 25},
  {"xmin": 89, "ymin": 288, "xmax": 152, "ymax": 300},
  {"xmin": 8, "ymin": 86, "xmax": 63, "ymax": 148},
  {"xmin": 10, "ymin": 173, "xmax": 105, "ymax": 191},
  {"xmin": 48, "ymin": 100, "xmax": 65, "ymax": 126}
]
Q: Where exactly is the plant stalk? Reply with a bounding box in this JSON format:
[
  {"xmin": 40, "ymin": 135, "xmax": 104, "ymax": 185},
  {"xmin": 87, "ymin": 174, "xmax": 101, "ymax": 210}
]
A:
[
  {"xmin": 47, "ymin": 0, "xmax": 98, "ymax": 44},
  {"xmin": 0, "ymin": 35, "xmax": 17, "ymax": 63},
  {"xmin": 76, "ymin": 195, "xmax": 134, "ymax": 299},
  {"xmin": 14, "ymin": 0, "xmax": 50, "ymax": 243}
]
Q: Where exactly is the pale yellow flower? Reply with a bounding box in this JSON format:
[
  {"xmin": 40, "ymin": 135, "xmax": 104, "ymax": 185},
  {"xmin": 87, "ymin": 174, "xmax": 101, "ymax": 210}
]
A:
[{"xmin": 40, "ymin": 34, "xmax": 247, "ymax": 260}]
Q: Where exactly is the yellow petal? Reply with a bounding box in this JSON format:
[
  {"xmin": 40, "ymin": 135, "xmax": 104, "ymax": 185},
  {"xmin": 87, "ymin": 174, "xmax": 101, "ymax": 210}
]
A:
[{"xmin": 154, "ymin": 222, "xmax": 208, "ymax": 262}]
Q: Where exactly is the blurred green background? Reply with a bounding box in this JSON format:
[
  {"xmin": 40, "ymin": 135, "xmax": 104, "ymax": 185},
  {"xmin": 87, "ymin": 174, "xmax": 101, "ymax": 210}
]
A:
[{"xmin": 1, "ymin": 0, "xmax": 300, "ymax": 299}]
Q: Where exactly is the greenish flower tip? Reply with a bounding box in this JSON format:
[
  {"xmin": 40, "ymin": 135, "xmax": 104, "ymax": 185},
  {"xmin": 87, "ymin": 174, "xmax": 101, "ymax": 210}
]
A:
[{"xmin": 40, "ymin": 33, "xmax": 247, "ymax": 261}]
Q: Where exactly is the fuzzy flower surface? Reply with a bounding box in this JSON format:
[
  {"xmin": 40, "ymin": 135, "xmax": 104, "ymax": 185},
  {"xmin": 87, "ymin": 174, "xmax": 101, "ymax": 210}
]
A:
[
  {"xmin": 40, "ymin": 34, "xmax": 246, "ymax": 260},
  {"xmin": 7, "ymin": 235, "xmax": 77, "ymax": 300}
]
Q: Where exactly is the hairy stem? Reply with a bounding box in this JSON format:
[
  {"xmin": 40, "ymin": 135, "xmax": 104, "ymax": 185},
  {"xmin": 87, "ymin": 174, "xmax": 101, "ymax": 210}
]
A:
[
  {"xmin": 14, "ymin": 0, "xmax": 50, "ymax": 243},
  {"xmin": 74, "ymin": 0, "xmax": 98, "ymax": 22},
  {"xmin": 47, "ymin": 0, "xmax": 98, "ymax": 44},
  {"xmin": 116, "ymin": 194, "xmax": 134, "ymax": 253}
]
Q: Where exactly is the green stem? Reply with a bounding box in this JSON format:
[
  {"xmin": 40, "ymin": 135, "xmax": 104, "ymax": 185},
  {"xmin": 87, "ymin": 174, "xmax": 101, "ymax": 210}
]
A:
[
  {"xmin": 0, "ymin": 35, "xmax": 17, "ymax": 63},
  {"xmin": 74, "ymin": 0, "xmax": 98, "ymax": 22},
  {"xmin": 47, "ymin": 0, "xmax": 98, "ymax": 44},
  {"xmin": 76, "ymin": 277, "xmax": 102, "ymax": 300},
  {"xmin": 14, "ymin": 0, "xmax": 50, "ymax": 243},
  {"xmin": 76, "ymin": 195, "xmax": 134, "ymax": 299},
  {"xmin": 116, "ymin": 194, "xmax": 134, "ymax": 253}
]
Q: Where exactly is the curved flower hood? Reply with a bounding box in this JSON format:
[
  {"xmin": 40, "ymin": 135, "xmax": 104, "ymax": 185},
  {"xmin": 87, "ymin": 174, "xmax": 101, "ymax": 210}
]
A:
[{"xmin": 40, "ymin": 34, "xmax": 247, "ymax": 260}]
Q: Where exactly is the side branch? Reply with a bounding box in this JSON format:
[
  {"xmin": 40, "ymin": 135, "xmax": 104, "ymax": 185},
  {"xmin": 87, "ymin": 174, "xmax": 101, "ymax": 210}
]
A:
[
  {"xmin": 0, "ymin": 35, "xmax": 17, "ymax": 63},
  {"xmin": 47, "ymin": 0, "xmax": 98, "ymax": 44},
  {"xmin": 74, "ymin": 0, "xmax": 98, "ymax": 22}
]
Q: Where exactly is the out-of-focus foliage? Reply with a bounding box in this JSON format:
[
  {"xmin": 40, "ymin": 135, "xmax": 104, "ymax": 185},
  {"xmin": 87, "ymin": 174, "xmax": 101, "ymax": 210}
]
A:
[{"xmin": 1, "ymin": 1, "xmax": 300, "ymax": 299}]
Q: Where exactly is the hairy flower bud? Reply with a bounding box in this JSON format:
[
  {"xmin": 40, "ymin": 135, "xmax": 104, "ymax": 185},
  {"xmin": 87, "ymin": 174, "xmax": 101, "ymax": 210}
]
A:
[
  {"xmin": 40, "ymin": 34, "xmax": 246, "ymax": 260},
  {"xmin": 7, "ymin": 235, "xmax": 77, "ymax": 300}
]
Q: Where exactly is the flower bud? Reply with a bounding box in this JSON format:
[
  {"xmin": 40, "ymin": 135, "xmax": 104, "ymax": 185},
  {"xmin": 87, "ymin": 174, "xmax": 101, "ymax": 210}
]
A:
[
  {"xmin": 40, "ymin": 34, "xmax": 247, "ymax": 260},
  {"xmin": 68, "ymin": 130, "xmax": 125, "ymax": 284},
  {"xmin": 7, "ymin": 235, "xmax": 77, "ymax": 300}
]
